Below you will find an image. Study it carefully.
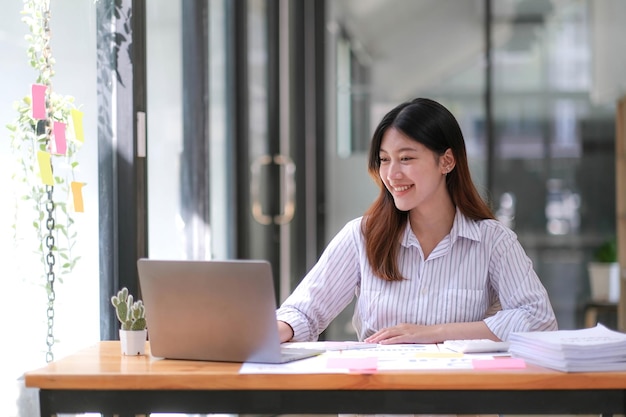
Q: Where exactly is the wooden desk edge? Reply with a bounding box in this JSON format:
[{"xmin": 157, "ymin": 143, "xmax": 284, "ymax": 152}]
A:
[{"xmin": 23, "ymin": 341, "xmax": 626, "ymax": 391}]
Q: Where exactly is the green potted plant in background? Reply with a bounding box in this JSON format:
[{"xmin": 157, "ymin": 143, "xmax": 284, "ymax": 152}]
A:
[
  {"xmin": 587, "ymin": 238, "xmax": 619, "ymax": 303},
  {"xmin": 111, "ymin": 287, "xmax": 147, "ymax": 355}
]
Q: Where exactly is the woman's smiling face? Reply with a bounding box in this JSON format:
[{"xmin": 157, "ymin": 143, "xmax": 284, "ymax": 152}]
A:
[{"xmin": 378, "ymin": 127, "xmax": 449, "ymax": 212}]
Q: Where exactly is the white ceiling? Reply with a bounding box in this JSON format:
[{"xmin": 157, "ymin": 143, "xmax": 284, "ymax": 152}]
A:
[
  {"xmin": 327, "ymin": 0, "xmax": 626, "ymax": 107},
  {"xmin": 329, "ymin": 0, "xmax": 487, "ymax": 101}
]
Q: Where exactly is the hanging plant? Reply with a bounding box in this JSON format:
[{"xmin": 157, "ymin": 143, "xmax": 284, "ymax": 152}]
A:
[{"xmin": 6, "ymin": 0, "xmax": 84, "ymax": 362}]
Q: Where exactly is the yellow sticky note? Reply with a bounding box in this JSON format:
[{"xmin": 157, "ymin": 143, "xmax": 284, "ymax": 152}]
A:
[
  {"xmin": 71, "ymin": 109, "xmax": 84, "ymax": 142},
  {"xmin": 37, "ymin": 151, "xmax": 54, "ymax": 186},
  {"xmin": 71, "ymin": 182, "xmax": 85, "ymax": 213}
]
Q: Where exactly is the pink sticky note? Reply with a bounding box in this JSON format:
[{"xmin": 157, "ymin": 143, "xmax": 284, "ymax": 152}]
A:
[
  {"xmin": 326, "ymin": 356, "xmax": 378, "ymax": 372},
  {"xmin": 472, "ymin": 358, "xmax": 526, "ymax": 369},
  {"xmin": 53, "ymin": 121, "xmax": 67, "ymax": 155},
  {"xmin": 32, "ymin": 84, "xmax": 47, "ymax": 120}
]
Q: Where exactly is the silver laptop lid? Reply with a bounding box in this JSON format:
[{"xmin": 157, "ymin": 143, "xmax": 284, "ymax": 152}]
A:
[{"xmin": 137, "ymin": 258, "xmax": 284, "ymax": 363}]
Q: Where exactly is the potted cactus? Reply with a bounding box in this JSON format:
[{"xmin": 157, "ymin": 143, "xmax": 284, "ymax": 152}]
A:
[{"xmin": 111, "ymin": 287, "xmax": 147, "ymax": 355}]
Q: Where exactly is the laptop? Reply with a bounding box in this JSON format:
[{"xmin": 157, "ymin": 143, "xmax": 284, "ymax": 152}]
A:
[{"xmin": 136, "ymin": 258, "xmax": 324, "ymax": 363}]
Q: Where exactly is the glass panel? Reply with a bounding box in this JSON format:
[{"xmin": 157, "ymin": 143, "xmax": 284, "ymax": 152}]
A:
[
  {"xmin": 491, "ymin": 0, "xmax": 616, "ymax": 329},
  {"xmin": 146, "ymin": 0, "xmax": 185, "ymax": 260},
  {"xmin": 145, "ymin": 0, "xmax": 241, "ymax": 262},
  {"xmin": 0, "ymin": 1, "xmax": 99, "ymax": 414}
]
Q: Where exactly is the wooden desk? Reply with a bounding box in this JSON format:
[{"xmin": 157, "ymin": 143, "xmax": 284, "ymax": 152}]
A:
[{"xmin": 25, "ymin": 341, "xmax": 626, "ymax": 417}]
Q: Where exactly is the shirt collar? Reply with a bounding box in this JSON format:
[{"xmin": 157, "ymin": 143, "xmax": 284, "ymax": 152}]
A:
[{"xmin": 400, "ymin": 207, "xmax": 482, "ymax": 248}]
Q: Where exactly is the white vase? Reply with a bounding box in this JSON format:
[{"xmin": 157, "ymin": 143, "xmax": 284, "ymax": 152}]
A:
[
  {"xmin": 119, "ymin": 329, "xmax": 148, "ymax": 355},
  {"xmin": 587, "ymin": 262, "xmax": 620, "ymax": 303}
]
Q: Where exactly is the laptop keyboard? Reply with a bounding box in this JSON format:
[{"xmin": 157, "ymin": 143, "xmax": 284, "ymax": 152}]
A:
[{"xmin": 279, "ymin": 347, "xmax": 324, "ymax": 362}]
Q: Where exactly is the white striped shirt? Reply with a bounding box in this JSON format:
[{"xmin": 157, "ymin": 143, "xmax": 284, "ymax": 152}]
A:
[{"xmin": 276, "ymin": 208, "xmax": 558, "ymax": 342}]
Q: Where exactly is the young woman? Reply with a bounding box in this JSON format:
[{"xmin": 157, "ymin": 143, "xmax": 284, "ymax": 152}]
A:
[{"xmin": 277, "ymin": 98, "xmax": 557, "ymax": 344}]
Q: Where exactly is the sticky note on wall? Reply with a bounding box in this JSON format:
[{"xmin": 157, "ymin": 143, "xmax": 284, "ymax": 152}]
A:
[
  {"xmin": 71, "ymin": 182, "xmax": 85, "ymax": 212},
  {"xmin": 32, "ymin": 84, "xmax": 47, "ymax": 120},
  {"xmin": 71, "ymin": 109, "xmax": 84, "ymax": 142},
  {"xmin": 37, "ymin": 151, "xmax": 54, "ymax": 186},
  {"xmin": 53, "ymin": 121, "xmax": 67, "ymax": 155}
]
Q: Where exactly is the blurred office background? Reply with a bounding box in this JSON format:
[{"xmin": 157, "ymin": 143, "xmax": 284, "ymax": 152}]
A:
[
  {"xmin": 145, "ymin": 0, "xmax": 622, "ymax": 338},
  {"xmin": 1, "ymin": 0, "xmax": 624, "ymax": 414}
]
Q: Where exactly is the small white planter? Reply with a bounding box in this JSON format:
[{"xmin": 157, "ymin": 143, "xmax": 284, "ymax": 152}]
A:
[
  {"xmin": 587, "ymin": 262, "xmax": 620, "ymax": 303},
  {"xmin": 119, "ymin": 329, "xmax": 148, "ymax": 355}
]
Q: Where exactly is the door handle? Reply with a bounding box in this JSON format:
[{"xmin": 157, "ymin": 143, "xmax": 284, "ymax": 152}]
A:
[
  {"xmin": 250, "ymin": 154, "xmax": 296, "ymax": 225},
  {"xmin": 273, "ymin": 154, "xmax": 295, "ymax": 225},
  {"xmin": 250, "ymin": 155, "xmax": 273, "ymax": 225}
]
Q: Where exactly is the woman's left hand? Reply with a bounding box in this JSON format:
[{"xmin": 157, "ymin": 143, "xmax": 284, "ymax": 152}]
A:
[
  {"xmin": 364, "ymin": 323, "xmax": 440, "ymax": 344},
  {"xmin": 364, "ymin": 321, "xmax": 498, "ymax": 344}
]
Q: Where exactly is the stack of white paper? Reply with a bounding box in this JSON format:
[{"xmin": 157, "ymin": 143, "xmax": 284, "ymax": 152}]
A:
[{"xmin": 509, "ymin": 324, "xmax": 626, "ymax": 372}]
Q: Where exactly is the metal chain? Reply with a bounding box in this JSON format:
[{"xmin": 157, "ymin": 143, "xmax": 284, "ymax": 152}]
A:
[
  {"xmin": 45, "ymin": 187, "xmax": 56, "ymax": 363},
  {"xmin": 41, "ymin": 0, "xmax": 56, "ymax": 364}
]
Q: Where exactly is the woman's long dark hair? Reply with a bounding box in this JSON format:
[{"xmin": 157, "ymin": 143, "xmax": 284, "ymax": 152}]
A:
[{"xmin": 363, "ymin": 98, "xmax": 494, "ymax": 281}]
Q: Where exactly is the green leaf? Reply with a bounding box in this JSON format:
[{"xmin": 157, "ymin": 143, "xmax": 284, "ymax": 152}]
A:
[{"xmin": 593, "ymin": 239, "xmax": 617, "ymax": 263}]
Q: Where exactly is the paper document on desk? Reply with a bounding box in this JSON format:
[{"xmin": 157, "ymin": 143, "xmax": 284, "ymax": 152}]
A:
[
  {"xmin": 509, "ymin": 323, "xmax": 626, "ymax": 372},
  {"xmin": 240, "ymin": 344, "xmax": 500, "ymax": 373}
]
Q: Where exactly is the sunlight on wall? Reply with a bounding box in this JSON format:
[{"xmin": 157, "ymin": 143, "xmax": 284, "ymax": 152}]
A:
[{"xmin": 0, "ymin": 1, "xmax": 100, "ymax": 416}]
